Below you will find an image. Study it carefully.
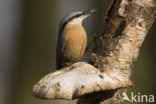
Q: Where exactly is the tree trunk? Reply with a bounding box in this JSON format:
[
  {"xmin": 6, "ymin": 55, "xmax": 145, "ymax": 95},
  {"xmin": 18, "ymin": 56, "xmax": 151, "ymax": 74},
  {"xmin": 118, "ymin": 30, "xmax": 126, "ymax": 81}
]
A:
[{"xmin": 78, "ymin": 0, "xmax": 156, "ymax": 103}]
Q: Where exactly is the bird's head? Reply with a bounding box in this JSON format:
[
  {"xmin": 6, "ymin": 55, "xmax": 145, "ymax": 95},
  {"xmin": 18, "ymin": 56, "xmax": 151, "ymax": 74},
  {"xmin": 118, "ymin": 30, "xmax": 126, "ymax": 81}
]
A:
[{"xmin": 60, "ymin": 9, "xmax": 96, "ymax": 29}]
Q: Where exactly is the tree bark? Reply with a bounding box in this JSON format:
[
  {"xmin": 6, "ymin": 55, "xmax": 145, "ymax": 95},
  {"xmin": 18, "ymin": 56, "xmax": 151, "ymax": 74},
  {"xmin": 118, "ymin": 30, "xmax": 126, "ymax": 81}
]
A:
[{"xmin": 78, "ymin": 0, "xmax": 156, "ymax": 104}]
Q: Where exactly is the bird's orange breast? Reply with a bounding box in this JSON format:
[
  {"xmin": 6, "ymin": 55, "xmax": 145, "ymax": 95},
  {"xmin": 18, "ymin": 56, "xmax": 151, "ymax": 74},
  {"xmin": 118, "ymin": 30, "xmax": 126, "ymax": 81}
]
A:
[{"xmin": 63, "ymin": 24, "xmax": 87, "ymax": 61}]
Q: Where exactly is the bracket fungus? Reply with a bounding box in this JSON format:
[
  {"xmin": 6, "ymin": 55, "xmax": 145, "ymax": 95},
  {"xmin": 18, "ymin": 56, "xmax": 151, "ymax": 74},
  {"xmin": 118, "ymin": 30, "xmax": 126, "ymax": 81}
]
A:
[{"xmin": 32, "ymin": 62, "xmax": 132, "ymax": 99}]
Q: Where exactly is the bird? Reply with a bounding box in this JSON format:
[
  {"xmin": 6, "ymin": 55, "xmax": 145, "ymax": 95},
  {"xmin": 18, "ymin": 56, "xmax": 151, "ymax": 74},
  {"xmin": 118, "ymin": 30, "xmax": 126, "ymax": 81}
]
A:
[{"xmin": 56, "ymin": 9, "xmax": 96, "ymax": 70}]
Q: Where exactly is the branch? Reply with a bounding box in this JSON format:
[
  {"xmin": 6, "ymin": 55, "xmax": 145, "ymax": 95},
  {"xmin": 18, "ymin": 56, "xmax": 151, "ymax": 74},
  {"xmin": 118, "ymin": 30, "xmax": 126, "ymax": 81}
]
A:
[{"xmin": 32, "ymin": 0, "xmax": 156, "ymax": 103}]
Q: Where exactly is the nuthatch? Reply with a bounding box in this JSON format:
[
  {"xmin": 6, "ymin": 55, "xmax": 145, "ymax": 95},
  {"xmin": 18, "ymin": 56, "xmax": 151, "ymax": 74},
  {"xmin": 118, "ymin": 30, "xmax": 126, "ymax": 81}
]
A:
[{"xmin": 56, "ymin": 9, "xmax": 96, "ymax": 70}]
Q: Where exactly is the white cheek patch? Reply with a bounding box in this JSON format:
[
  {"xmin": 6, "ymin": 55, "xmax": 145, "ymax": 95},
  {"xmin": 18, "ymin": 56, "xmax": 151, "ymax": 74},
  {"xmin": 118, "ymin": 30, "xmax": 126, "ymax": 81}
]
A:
[{"xmin": 69, "ymin": 16, "xmax": 87, "ymax": 25}]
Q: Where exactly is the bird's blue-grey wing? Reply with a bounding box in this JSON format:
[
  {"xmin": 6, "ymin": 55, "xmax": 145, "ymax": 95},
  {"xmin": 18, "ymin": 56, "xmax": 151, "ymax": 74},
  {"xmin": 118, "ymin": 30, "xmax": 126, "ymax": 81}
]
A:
[{"xmin": 56, "ymin": 28, "xmax": 66, "ymax": 69}]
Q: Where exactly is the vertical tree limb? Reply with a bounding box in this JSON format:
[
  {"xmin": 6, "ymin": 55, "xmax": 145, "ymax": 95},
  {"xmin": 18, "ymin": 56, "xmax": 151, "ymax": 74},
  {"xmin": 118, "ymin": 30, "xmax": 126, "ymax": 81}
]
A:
[{"xmin": 78, "ymin": 0, "xmax": 156, "ymax": 103}]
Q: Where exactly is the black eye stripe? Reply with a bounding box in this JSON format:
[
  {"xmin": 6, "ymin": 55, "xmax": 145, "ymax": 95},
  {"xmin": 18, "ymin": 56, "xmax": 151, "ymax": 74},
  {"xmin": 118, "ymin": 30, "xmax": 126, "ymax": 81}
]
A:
[
  {"xmin": 61, "ymin": 13, "xmax": 84, "ymax": 31},
  {"xmin": 68, "ymin": 13, "xmax": 84, "ymax": 22},
  {"xmin": 59, "ymin": 9, "xmax": 95, "ymax": 32}
]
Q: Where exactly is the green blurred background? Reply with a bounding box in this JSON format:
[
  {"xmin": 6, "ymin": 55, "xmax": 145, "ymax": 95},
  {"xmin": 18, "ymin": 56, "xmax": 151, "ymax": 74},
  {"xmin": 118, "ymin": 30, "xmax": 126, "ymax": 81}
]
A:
[{"xmin": 0, "ymin": 0, "xmax": 155, "ymax": 104}]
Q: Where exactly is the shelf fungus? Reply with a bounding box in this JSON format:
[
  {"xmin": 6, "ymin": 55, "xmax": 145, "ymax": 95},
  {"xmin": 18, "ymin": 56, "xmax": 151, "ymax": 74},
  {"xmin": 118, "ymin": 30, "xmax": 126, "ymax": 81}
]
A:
[{"xmin": 32, "ymin": 62, "xmax": 132, "ymax": 100}]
